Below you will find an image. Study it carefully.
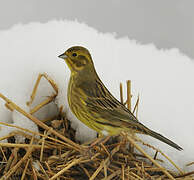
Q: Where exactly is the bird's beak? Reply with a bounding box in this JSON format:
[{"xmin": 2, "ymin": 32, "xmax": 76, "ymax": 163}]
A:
[{"xmin": 58, "ymin": 53, "xmax": 68, "ymax": 60}]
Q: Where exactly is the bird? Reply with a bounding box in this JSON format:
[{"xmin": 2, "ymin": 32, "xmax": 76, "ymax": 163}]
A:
[{"xmin": 58, "ymin": 46, "xmax": 183, "ymax": 151}]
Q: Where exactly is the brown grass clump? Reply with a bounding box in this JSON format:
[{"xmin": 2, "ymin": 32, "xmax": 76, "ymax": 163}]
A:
[{"xmin": 0, "ymin": 76, "xmax": 193, "ymax": 180}]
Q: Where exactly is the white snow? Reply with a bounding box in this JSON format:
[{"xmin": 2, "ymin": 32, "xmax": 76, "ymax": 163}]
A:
[{"xmin": 0, "ymin": 20, "xmax": 193, "ymax": 172}]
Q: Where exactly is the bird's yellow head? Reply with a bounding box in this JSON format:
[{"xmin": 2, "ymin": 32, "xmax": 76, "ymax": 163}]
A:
[{"xmin": 58, "ymin": 46, "xmax": 94, "ymax": 73}]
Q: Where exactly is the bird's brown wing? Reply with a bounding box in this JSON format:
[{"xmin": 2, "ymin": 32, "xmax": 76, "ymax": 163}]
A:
[{"xmin": 80, "ymin": 78, "xmax": 139, "ymax": 126}]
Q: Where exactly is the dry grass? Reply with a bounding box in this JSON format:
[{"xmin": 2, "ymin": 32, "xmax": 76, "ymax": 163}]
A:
[{"xmin": 0, "ymin": 78, "xmax": 193, "ymax": 180}]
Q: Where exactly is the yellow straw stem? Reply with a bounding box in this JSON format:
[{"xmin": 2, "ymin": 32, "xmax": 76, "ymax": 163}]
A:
[
  {"xmin": 0, "ymin": 93, "xmax": 82, "ymax": 152},
  {"xmin": 126, "ymin": 80, "xmax": 131, "ymax": 110}
]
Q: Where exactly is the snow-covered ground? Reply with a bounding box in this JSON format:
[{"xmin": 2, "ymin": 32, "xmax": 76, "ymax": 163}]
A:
[{"xmin": 0, "ymin": 20, "xmax": 193, "ymax": 172}]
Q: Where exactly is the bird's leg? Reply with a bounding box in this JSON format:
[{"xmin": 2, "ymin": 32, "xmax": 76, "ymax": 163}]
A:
[
  {"xmin": 89, "ymin": 135, "xmax": 111, "ymax": 148},
  {"xmin": 89, "ymin": 136, "xmax": 103, "ymax": 148},
  {"xmin": 100, "ymin": 136, "xmax": 111, "ymax": 145},
  {"xmin": 81, "ymin": 135, "xmax": 111, "ymax": 158},
  {"xmin": 26, "ymin": 73, "xmax": 58, "ymax": 114}
]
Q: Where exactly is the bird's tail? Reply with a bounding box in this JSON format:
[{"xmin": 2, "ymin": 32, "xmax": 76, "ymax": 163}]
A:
[{"xmin": 147, "ymin": 129, "xmax": 183, "ymax": 151}]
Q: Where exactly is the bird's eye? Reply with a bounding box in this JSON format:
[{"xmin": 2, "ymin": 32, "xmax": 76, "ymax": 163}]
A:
[{"xmin": 72, "ymin": 53, "xmax": 77, "ymax": 57}]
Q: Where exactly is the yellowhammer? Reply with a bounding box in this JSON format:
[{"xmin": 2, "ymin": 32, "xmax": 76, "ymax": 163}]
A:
[{"xmin": 58, "ymin": 46, "xmax": 182, "ymax": 151}]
